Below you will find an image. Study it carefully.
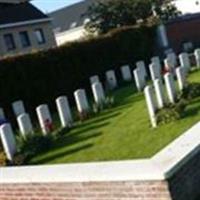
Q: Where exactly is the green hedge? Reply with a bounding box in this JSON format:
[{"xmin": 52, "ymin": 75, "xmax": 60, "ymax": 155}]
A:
[{"xmin": 0, "ymin": 25, "xmax": 155, "ymax": 121}]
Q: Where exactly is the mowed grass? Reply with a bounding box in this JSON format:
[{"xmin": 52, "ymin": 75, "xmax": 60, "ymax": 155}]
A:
[{"xmin": 29, "ymin": 70, "xmax": 200, "ymax": 165}]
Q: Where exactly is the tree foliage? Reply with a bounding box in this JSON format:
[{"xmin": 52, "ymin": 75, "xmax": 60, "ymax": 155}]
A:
[{"xmin": 84, "ymin": 0, "xmax": 181, "ymax": 34}]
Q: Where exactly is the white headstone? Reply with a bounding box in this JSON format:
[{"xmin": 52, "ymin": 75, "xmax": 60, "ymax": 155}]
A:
[
  {"xmin": 36, "ymin": 104, "xmax": 52, "ymax": 135},
  {"xmin": 74, "ymin": 89, "xmax": 90, "ymax": 113},
  {"xmin": 167, "ymin": 52, "xmax": 177, "ymax": 67},
  {"xmin": 120, "ymin": 65, "xmax": 132, "ymax": 81},
  {"xmin": 90, "ymin": 75, "xmax": 100, "ymax": 85},
  {"xmin": 0, "ymin": 108, "xmax": 5, "ymax": 119},
  {"xmin": 92, "ymin": 82, "xmax": 105, "ymax": 105},
  {"xmin": 136, "ymin": 60, "xmax": 147, "ymax": 79},
  {"xmin": 154, "ymin": 79, "xmax": 165, "ymax": 109},
  {"xmin": 149, "ymin": 62, "xmax": 161, "ymax": 81},
  {"xmin": 56, "ymin": 96, "xmax": 73, "ymax": 128},
  {"xmin": 144, "ymin": 86, "xmax": 157, "ymax": 128},
  {"xmin": 17, "ymin": 113, "xmax": 33, "ymax": 138},
  {"xmin": 151, "ymin": 56, "xmax": 161, "ymax": 72},
  {"xmin": 133, "ymin": 68, "xmax": 145, "ymax": 92},
  {"xmin": 176, "ymin": 67, "xmax": 186, "ymax": 91},
  {"xmin": 164, "ymin": 73, "xmax": 176, "ymax": 104},
  {"xmin": 194, "ymin": 48, "xmax": 200, "ymax": 68},
  {"xmin": 164, "ymin": 57, "xmax": 175, "ymax": 73},
  {"xmin": 0, "ymin": 123, "xmax": 16, "ymax": 161},
  {"xmin": 105, "ymin": 70, "xmax": 117, "ymax": 90},
  {"xmin": 12, "ymin": 100, "xmax": 25, "ymax": 117},
  {"xmin": 179, "ymin": 53, "xmax": 191, "ymax": 73}
]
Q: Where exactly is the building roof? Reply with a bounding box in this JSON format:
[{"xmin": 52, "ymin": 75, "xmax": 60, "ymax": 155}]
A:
[
  {"xmin": 0, "ymin": 2, "xmax": 49, "ymax": 26},
  {"xmin": 49, "ymin": 0, "xmax": 98, "ymax": 33},
  {"xmin": 167, "ymin": 12, "xmax": 200, "ymax": 25}
]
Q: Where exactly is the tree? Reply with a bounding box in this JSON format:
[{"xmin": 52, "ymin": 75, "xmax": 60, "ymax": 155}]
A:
[
  {"xmin": 152, "ymin": 0, "xmax": 181, "ymax": 22},
  {"xmin": 84, "ymin": 0, "xmax": 181, "ymax": 35},
  {"xmin": 84, "ymin": 0, "xmax": 153, "ymax": 34}
]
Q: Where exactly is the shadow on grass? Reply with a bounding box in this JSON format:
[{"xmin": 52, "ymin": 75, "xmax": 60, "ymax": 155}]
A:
[
  {"xmin": 184, "ymin": 104, "xmax": 200, "ymax": 118},
  {"xmin": 54, "ymin": 131, "xmax": 103, "ymax": 148},
  {"xmin": 71, "ymin": 121, "xmax": 110, "ymax": 136},
  {"xmin": 81, "ymin": 112, "xmax": 121, "ymax": 126},
  {"xmin": 31, "ymin": 143, "xmax": 94, "ymax": 164}
]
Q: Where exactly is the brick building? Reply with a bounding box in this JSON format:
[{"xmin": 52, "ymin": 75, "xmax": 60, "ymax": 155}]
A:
[{"xmin": 157, "ymin": 13, "xmax": 200, "ymax": 55}]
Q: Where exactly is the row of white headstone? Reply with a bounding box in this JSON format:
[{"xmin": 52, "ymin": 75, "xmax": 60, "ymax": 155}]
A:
[
  {"xmin": 0, "ymin": 65, "xmax": 132, "ymax": 162},
  {"xmin": 144, "ymin": 48, "xmax": 200, "ymax": 128},
  {"xmin": 1, "ymin": 49, "xmax": 200, "ymax": 161}
]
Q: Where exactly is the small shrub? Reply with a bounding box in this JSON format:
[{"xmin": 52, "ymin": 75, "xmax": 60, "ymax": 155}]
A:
[
  {"xmin": 92, "ymin": 95, "xmax": 115, "ymax": 114},
  {"xmin": 181, "ymin": 83, "xmax": 200, "ymax": 100},
  {"xmin": 11, "ymin": 153, "xmax": 26, "ymax": 166},
  {"xmin": 78, "ymin": 110, "xmax": 91, "ymax": 121},
  {"xmin": 17, "ymin": 134, "xmax": 54, "ymax": 161},
  {"xmin": 0, "ymin": 151, "xmax": 7, "ymax": 166},
  {"xmin": 104, "ymin": 95, "xmax": 115, "ymax": 108},
  {"xmin": 156, "ymin": 100, "xmax": 188, "ymax": 125}
]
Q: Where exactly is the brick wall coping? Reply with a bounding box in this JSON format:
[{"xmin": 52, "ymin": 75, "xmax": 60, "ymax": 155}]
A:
[{"xmin": 0, "ymin": 122, "xmax": 199, "ymax": 183}]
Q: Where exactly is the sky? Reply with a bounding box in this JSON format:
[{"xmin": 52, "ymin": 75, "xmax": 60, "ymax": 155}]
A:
[
  {"xmin": 32, "ymin": 0, "xmax": 83, "ymax": 13},
  {"xmin": 32, "ymin": 0, "xmax": 200, "ymax": 14}
]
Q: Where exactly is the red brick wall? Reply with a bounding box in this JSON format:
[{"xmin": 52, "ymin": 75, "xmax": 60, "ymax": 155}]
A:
[
  {"xmin": 166, "ymin": 18, "xmax": 200, "ymax": 53},
  {"xmin": 0, "ymin": 181, "xmax": 172, "ymax": 200}
]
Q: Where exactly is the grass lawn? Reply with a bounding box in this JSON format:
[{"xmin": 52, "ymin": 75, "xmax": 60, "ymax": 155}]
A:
[{"xmin": 29, "ymin": 70, "xmax": 200, "ymax": 165}]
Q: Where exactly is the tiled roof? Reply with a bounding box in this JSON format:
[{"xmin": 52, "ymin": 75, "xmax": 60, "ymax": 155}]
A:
[
  {"xmin": 0, "ymin": 2, "xmax": 48, "ymax": 26},
  {"xmin": 49, "ymin": 0, "xmax": 98, "ymax": 32},
  {"xmin": 166, "ymin": 12, "xmax": 200, "ymax": 25}
]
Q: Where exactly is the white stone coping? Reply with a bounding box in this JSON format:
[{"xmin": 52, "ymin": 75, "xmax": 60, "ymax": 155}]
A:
[{"xmin": 0, "ymin": 122, "xmax": 199, "ymax": 183}]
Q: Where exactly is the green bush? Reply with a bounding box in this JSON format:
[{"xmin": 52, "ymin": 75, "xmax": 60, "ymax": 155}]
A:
[
  {"xmin": 0, "ymin": 151, "xmax": 7, "ymax": 166},
  {"xmin": 0, "ymin": 25, "xmax": 155, "ymax": 121},
  {"xmin": 181, "ymin": 83, "xmax": 200, "ymax": 100},
  {"xmin": 156, "ymin": 99, "xmax": 188, "ymax": 125},
  {"xmin": 17, "ymin": 134, "xmax": 54, "ymax": 161}
]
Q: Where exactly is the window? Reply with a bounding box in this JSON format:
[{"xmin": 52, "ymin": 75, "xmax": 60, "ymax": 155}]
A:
[
  {"xmin": 34, "ymin": 28, "xmax": 45, "ymax": 44},
  {"xmin": 83, "ymin": 18, "xmax": 90, "ymax": 25},
  {"xmin": 70, "ymin": 22, "xmax": 77, "ymax": 29},
  {"xmin": 3, "ymin": 33, "xmax": 16, "ymax": 51},
  {"xmin": 19, "ymin": 31, "xmax": 31, "ymax": 48}
]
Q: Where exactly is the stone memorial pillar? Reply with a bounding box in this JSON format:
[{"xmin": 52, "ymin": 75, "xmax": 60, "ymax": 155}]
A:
[
  {"xmin": 144, "ymin": 86, "xmax": 157, "ymax": 128},
  {"xmin": 105, "ymin": 70, "xmax": 117, "ymax": 90},
  {"xmin": 154, "ymin": 79, "xmax": 165, "ymax": 109},
  {"xmin": 176, "ymin": 67, "xmax": 186, "ymax": 91},
  {"xmin": 12, "ymin": 100, "xmax": 26, "ymax": 117},
  {"xmin": 17, "ymin": 113, "xmax": 33, "ymax": 138},
  {"xmin": 164, "ymin": 73, "xmax": 176, "ymax": 104},
  {"xmin": 90, "ymin": 75, "xmax": 100, "ymax": 85},
  {"xmin": 120, "ymin": 65, "xmax": 132, "ymax": 81},
  {"xmin": 74, "ymin": 89, "xmax": 90, "ymax": 114},
  {"xmin": 56, "ymin": 96, "xmax": 73, "ymax": 128},
  {"xmin": 0, "ymin": 123, "xmax": 16, "ymax": 161},
  {"xmin": 92, "ymin": 82, "xmax": 105, "ymax": 105},
  {"xmin": 36, "ymin": 104, "xmax": 53, "ymax": 135}
]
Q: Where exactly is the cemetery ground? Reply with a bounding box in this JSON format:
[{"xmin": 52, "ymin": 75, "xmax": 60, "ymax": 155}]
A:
[{"xmin": 29, "ymin": 70, "xmax": 200, "ymax": 165}]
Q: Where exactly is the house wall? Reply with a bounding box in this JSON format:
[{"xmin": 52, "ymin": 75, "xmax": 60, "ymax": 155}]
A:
[
  {"xmin": 166, "ymin": 17, "xmax": 200, "ymax": 53},
  {"xmin": 55, "ymin": 26, "xmax": 85, "ymax": 46},
  {"xmin": 0, "ymin": 21, "xmax": 56, "ymax": 58}
]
